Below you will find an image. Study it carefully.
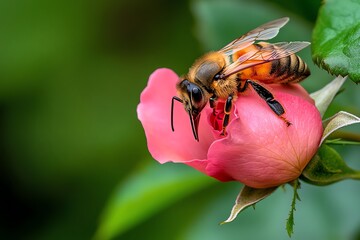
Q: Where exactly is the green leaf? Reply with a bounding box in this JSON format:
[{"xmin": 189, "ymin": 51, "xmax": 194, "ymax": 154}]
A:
[
  {"xmin": 286, "ymin": 180, "xmax": 300, "ymax": 237},
  {"xmin": 301, "ymin": 144, "xmax": 360, "ymax": 186},
  {"xmin": 309, "ymin": 76, "xmax": 347, "ymax": 117},
  {"xmin": 321, "ymin": 111, "xmax": 360, "ymax": 145},
  {"xmin": 94, "ymin": 163, "xmax": 213, "ymax": 240},
  {"xmin": 312, "ymin": 0, "xmax": 360, "ymax": 83},
  {"xmin": 221, "ymin": 185, "xmax": 277, "ymax": 224}
]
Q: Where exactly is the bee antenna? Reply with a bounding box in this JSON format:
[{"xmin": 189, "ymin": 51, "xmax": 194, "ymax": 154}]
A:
[{"xmin": 171, "ymin": 96, "xmax": 183, "ymax": 132}]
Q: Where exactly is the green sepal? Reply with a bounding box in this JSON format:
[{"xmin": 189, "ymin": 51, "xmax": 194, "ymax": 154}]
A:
[
  {"xmin": 301, "ymin": 144, "xmax": 360, "ymax": 186},
  {"xmin": 221, "ymin": 185, "xmax": 277, "ymax": 224},
  {"xmin": 321, "ymin": 111, "xmax": 360, "ymax": 145},
  {"xmin": 310, "ymin": 76, "xmax": 347, "ymax": 118}
]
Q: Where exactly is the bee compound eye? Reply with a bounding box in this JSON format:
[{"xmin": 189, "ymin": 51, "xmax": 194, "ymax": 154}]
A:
[{"xmin": 191, "ymin": 87, "xmax": 203, "ymax": 103}]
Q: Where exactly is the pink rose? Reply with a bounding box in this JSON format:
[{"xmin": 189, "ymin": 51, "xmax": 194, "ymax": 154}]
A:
[{"xmin": 137, "ymin": 68, "xmax": 323, "ymax": 188}]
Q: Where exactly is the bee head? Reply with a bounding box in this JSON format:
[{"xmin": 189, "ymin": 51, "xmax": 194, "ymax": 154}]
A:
[{"xmin": 172, "ymin": 79, "xmax": 207, "ymax": 141}]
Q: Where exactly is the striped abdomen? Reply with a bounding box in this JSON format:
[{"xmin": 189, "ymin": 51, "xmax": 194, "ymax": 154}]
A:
[{"xmin": 234, "ymin": 43, "xmax": 310, "ymax": 84}]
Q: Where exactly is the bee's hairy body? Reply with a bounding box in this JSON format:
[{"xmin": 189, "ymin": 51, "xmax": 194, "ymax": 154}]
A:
[
  {"xmin": 185, "ymin": 42, "xmax": 310, "ymax": 101},
  {"xmin": 172, "ymin": 17, "xmax": 311, "ymax": 141}
]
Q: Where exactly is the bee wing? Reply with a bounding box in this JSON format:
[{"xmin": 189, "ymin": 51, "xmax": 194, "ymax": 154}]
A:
[
  {"xmin": 222, "ymin": 41, "xmax": 310, "ymax": 77},
  {"xmin": 220, "ymin": 17, "xmax": 289, "ymax": 55}
]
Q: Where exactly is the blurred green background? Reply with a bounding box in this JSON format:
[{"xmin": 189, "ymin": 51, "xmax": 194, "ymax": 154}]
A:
[{"xmin": 1, "ymin": 0, "xmax": 359, "ymax": 239}]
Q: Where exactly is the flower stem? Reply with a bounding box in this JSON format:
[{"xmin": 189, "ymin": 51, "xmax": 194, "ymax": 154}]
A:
[
  {"xmin": 328, "ymin": 130, "xmax": 360, "ymax": 142},
  {"xmin": 350, "ymin": 171, "xmax": 360, "ymax": 180},
  {"xmin": 286, "ymin": 180, "xmax": 299, "ymax": 237}
]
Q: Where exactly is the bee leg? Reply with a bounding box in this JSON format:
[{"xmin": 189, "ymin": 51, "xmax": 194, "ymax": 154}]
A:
[
  {"xmin": 238, "ymin": 79, "xmax": 249, "ymax": 93},
  {"xmin": 209, "ymin": 95, "xmax": 217, "ymax": 116},
  {"xmin": 246, "ymin": 80, "xmax": 291, "ymax": 126},
  {"xmin": 221, "ymin": 94, "xmax": 234, "ymax": 136}
]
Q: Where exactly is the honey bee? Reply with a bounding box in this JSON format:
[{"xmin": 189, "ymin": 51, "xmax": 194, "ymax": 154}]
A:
[{"xmin": 171, "ymin": 17, "xmax": 310, "ymax": 141}]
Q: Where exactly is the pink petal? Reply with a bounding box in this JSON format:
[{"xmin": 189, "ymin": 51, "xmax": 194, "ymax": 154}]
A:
[
  {"xmin": 206, "ymin": 85, "xmax": 322, "ymax": 188},
  {"xmin": 269, "ymin": 83, "xmax": 314, "ymax": 104},
  {"xmin": 137, "ymin": 68, "xmax": 215, "ymax": 171}
]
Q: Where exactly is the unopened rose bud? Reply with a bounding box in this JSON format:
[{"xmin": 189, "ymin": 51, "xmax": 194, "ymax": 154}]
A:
[{"xmin": 137, "ymin": 68, "xmax": 323, "ymax": 188}]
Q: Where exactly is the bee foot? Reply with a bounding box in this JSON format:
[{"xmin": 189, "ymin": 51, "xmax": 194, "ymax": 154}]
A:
[{"xmin": 280, "ymin": 116, "xmax": 292, "ymax": 127}]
